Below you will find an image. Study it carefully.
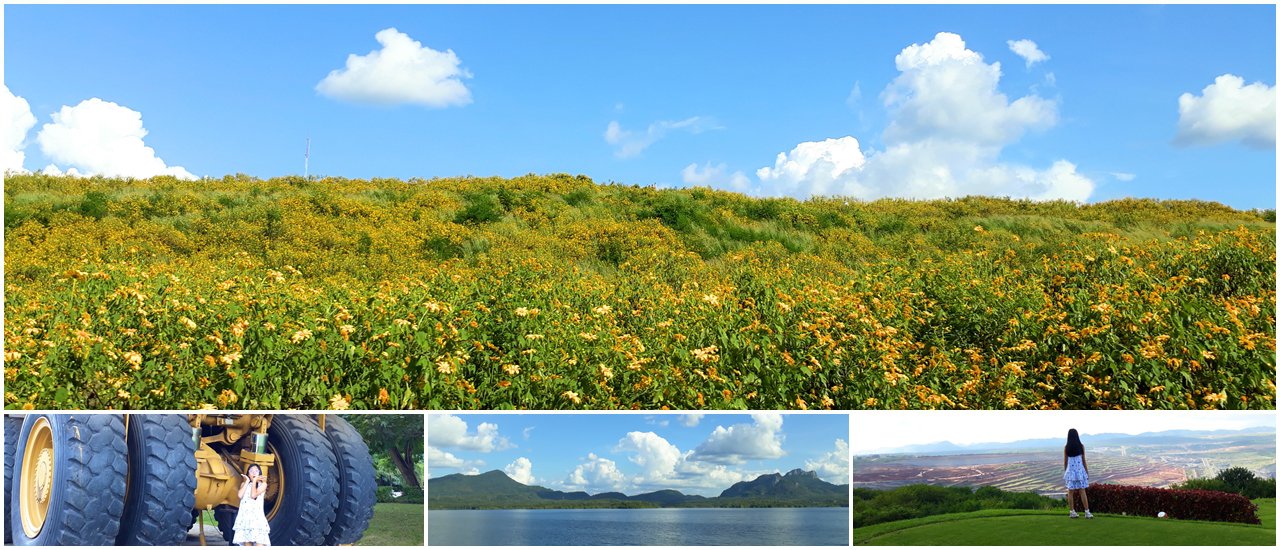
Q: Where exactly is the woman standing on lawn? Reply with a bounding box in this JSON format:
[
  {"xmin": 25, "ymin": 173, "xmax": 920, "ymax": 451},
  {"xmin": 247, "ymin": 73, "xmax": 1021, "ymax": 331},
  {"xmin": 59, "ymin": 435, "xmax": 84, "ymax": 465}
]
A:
[{"xmin": 1063, "ymin": 428, "xmax": 1093, "ymax": 519}]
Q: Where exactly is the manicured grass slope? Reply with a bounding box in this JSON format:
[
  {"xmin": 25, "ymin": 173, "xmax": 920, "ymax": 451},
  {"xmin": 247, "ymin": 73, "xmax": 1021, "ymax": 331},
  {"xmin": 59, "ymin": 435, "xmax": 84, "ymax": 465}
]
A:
[{"xmin": 855, "ymin": 508, "xmax": 1277, "ymax": 546}]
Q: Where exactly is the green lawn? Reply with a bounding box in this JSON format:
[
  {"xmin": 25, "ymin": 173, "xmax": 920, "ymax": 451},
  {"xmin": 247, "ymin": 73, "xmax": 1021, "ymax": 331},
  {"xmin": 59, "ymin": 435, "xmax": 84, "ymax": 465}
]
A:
[
  {"xmin": 855, "ymin": 508, "xmax": 1276, "ymax": 546},
  {"xmin": 357, "ymin": 503, "xmax": 424, "ymax": 546},
  {"xmin": 1254, "ymin": 499, "xmax": 1275, "ymax": 531}
]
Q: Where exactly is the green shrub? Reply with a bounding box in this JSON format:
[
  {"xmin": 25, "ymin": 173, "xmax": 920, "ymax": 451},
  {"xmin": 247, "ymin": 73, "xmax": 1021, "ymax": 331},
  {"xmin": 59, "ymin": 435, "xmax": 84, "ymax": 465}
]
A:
[{"xmin": 455, "ymin": 193, "xmax": 505, "ymax": 224}]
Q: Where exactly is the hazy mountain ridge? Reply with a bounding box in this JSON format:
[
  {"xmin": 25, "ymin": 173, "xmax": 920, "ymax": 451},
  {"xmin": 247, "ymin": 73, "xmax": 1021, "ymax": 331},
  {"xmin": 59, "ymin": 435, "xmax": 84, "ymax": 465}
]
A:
[
  {"xmin": 428, "ymin": 468, "xmax": 849, "ymax": 509},
  {"xmin": 864, "ymin": 427, "xmax": 1276, "ymax": 456}
]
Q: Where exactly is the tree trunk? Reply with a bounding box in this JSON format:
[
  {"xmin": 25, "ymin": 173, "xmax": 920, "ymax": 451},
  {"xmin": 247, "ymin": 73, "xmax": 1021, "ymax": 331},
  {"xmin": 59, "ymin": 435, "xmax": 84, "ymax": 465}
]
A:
[{"xmin": 389, "ymin": 446, "xmax": 421, "ymax": 489}]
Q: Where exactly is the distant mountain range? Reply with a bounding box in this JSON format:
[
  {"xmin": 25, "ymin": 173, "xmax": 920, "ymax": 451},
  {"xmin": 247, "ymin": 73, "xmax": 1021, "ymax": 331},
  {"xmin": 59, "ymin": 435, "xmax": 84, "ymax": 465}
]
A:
[
  {"xmin": 428, "ymin": 468, "xmax": 849, "ymax": 509},
  {"xmin": 862, "ymin": 426, "xmax": 1276, "ymax": 456}
]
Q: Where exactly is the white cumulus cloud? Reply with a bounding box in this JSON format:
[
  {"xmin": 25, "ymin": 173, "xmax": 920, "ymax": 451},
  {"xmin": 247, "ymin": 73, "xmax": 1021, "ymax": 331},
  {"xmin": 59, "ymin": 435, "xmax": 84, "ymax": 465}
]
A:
[
  {"xmin": 617, "ymin": 432, "xmax": 684, "ymax": 481},
  {"xmin": 317, "ymin": 27, "xmax": 472, "ymax": 108},
  {"xmin": 564, "ymin": 453, "xmax": 627, "ymax": 493},
  {"xmin": 755, "ymin": 32, "xmax": 1093, "ymax": 202},
  {"xmin": 427, "ymin": 414, "xmax": 512, "ymax": 452},
  {"xmin": 691, "ymin": 413, "xmax": 786, "ymax": 464},
  {"xmin": 1174, "ymin": 74, "xmax": 1275, "ymax": 149},
  {"xmin": 804, "ymin": 439, "xmax": 851, "ymax": 484},
  {"xmin": 1007, "ymin": 39, "xmax": 1049, "ymax": 67},
  {"xmin": 756, "ymin": 137, "xmax": 867, "ymax": 198},
  {"xmin": 605, "ymin": 116, "xmax": 718, "ymax": 159},
  {"xmin": 677, "ymin": 414, "xmax": 705, "ymax": 428},
  {"xmin": 1109, "ymin": 172, "xmax": 1136, "ymax": 182},
  {"xmin": 611, "ymin": 430, "xmax": 752, "ymax": 495},
  {"xmin": 2, "ymin": 85, "xmax": 36, "ymax": 174},
  {"xmin": 36, "ymin": 98, "xmax": 195, "ymax": 180},
  {"xmin": 504, "ymin": 457, "xmax": 536, "ymax": 485},
  {"xmin": 681, "ymin": 162, "xmax": 750, "ymax": 191},
  {"xmin": 427, "ymin": 446, "xmax": 485, "ymax": 478}
]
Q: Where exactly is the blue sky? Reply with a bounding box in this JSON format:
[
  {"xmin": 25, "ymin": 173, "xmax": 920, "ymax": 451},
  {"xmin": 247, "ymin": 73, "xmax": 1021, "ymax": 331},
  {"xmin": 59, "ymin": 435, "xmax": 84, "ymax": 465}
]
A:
[
  {"xmin": 427, "ymin": 413, "xmax": 849, "ymax": 497},
  {"xmin": 3, "ymin": 4, "xmax": 1275, "ymax": 208}
]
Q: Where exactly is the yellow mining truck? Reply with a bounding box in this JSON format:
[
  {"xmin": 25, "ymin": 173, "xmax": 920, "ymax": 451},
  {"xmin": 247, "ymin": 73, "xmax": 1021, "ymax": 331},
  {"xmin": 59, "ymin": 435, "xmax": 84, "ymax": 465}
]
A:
[{"xmin": 4, "ymin": 413, "xmax": 376, "ymax": 546}]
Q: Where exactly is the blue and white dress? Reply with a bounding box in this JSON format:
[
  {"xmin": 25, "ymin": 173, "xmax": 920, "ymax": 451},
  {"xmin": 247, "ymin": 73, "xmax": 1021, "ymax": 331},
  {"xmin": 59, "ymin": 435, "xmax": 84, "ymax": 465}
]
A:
[
  {"xmin": 1063, "ymin": 454, "xmax": 1089, "ymax": 490},
  {"xmin": 232, "ymin": 484, "xmax": 272, "ymax": 545}
]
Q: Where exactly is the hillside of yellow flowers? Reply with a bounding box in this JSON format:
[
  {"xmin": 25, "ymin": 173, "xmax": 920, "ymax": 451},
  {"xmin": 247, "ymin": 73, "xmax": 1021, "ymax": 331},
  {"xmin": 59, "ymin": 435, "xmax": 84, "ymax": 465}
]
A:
[{"xmin": 3, "ymin": 173, "xmax": 1274, "ymax": 410}]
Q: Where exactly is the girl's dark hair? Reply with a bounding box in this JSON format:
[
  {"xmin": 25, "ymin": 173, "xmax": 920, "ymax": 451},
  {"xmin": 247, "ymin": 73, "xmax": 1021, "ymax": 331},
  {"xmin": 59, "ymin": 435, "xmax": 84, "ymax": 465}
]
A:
[{"xmin": 1065, "ymin": 428, "xmax": 1084, "ymax": 457}]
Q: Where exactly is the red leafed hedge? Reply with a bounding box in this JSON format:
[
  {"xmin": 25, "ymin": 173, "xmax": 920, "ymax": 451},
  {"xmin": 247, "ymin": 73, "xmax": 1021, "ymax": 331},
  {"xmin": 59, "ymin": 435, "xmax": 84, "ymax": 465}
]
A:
[{"xmin": 1087, "ymin": 484, "xmax": 1260, "ymax": 524}]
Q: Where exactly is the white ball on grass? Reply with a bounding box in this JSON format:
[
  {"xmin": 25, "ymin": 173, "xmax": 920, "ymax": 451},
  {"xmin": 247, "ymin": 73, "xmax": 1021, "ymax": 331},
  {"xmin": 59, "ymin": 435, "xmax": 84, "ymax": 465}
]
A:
[{"xmin": 1157, "ymin": 511, "xmax": 1167, "ymax": 518}]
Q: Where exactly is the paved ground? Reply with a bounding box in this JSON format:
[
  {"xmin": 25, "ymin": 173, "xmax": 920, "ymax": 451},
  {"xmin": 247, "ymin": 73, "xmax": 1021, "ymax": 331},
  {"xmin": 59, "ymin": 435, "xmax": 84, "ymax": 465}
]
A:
[{"xmin": 183, "ymin": 523, "xmax": 230, "ymax": 546}]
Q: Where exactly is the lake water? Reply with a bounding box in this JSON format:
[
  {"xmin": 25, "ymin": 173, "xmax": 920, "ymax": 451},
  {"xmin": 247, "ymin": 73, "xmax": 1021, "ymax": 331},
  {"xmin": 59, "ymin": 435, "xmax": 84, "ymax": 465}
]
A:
[{"xmin": 428, "ymin": 507, "xmax": 849, "ymax": 546}]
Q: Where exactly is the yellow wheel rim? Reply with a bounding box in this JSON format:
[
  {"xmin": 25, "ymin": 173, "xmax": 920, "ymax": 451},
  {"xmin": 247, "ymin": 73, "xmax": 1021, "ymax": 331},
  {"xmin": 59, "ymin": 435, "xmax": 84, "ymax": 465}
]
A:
[
  {"xmin": 264, "ymin": 441, "xmax": 285, "ymax": 521},
  {"xmin": 19, "ymin": 417, "xmax": 54, "ymax": 538}
]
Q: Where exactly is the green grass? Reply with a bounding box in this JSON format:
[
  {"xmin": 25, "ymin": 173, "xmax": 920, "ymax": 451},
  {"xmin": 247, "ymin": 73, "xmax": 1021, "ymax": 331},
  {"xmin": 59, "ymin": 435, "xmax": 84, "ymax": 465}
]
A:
[
  {"xmin": 357, "ymin": 503, "xmax": 424, "ymax": 546},
  {"xmin": 855, "ymin": 508, "xmax": 1276, "ymax": 546},
  {"xmin": 1254, "ymin": 499, "xmax": 1275, "ymax": 531}
]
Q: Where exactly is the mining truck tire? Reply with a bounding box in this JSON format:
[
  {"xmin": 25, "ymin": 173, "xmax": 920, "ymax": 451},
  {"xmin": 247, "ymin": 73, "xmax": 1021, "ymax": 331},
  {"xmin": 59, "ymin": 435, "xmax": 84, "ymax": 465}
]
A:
[
  {"xmin": 266, "ymin": 415, "xmax": 340, "ymax": 545},
  {"xmin": 9, "ymin": 414, "xmax": 127, "ymax": 546},
  {"xmin": 116, "ymin": 414, "xmax": 197, "ymax": 545},
  {"xmin": 4, "ymin": 415, "xmax": 23, "ymax": 543},
  {"xmin": 322, "ymin": 415, "xmax": 377, "ymax": 544}
]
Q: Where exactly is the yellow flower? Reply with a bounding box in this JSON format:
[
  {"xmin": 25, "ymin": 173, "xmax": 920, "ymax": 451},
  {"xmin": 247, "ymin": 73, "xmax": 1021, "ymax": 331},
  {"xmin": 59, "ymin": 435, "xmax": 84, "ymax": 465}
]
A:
[
  {"xmin": 502, "ymin": 364, "xmax": 520, "ymax": 376},
  {"xmin": 377, "ymin": 388, "xmax": 390, "ymax": 405},
  {"xmin": 515, "ymin": 307, "xmax": 539, "ymax": 317},
  {"xmin": 290, "ymin": 329, "xmax": 313, "ymax": 344},
  {"xmin": 4, "ymin": 350, "xmax": 23, "ymax": 362},
  {"xmin": 702, "ymin": 294, "xmax": 720, "ymax": 306},
  {"xmin": 329, "ymin": 394, "xmax": 350, "ymax": 410},
  {"xmin": 123, "ymin": 351, "xmax": 143, "ymax": 369},
  {"xmin": 593, "ymin": 305, "xmax": 612, "ymax": 315},
  {"xmin": 220, "ymin": 352, "xmax": 242, "ymax": 366},
  {"xmin": 179, "ymin": 317, "xmax": 198, "ymax": 331},
  {"xmin": 217, "ymin": 389, "xmax": 238, "ymax": 406},
  {"xmin": 436, "ymin": 360, "xmax": 454, "ymax": 374},
  {"xmin": 795, "ymin": 397, "xmax": 808, "ymax": 410},
  {"xmin": 599, "ymin": 365, "xmax": 614, "ymax": 380},
  {"xmin": 230, "ymin": 319, "xmax": 249, "ymax": 338},
  {"xmin": 691, "ymin": 345, "xmax": 720, "ymax": 363},
  {"xmin": 563, "ymin": 391, "xmax": 581, "ymax": 404},
  {"xmin": 393, "ymin": 319, "xmax": 412, "ymax": 328}
]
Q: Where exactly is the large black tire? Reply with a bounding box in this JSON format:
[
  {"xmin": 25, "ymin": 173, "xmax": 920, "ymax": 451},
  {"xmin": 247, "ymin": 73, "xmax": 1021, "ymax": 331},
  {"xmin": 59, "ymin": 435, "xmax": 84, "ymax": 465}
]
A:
[
  {"xmin": 322, "ymin": 415, "xmax": 377, "ymax": 544},
  {"xmin": 116, "ymin": 414, "xmax": 197, "ymax": 545},
  {"xmin": 9, "ymin": 414, "xmax": 127, "ymax": 546},
  {"xmin": 4, "ymin": 415, "xmax": 23, "ymax": 543},
  {"xmin": 266, "ymin": 415, "xmax": 340, "ymax": 545},
  {"xmin": 213, "ymin": 506, "xmax": 236, "ymax": 544}
]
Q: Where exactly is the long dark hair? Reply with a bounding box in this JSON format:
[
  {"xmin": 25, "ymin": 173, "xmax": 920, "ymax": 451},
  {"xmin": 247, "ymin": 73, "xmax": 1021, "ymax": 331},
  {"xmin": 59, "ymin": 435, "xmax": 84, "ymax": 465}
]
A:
[{"xmin": 1065, "ymin": 428, "xmax": 1084, "ymax": 457}]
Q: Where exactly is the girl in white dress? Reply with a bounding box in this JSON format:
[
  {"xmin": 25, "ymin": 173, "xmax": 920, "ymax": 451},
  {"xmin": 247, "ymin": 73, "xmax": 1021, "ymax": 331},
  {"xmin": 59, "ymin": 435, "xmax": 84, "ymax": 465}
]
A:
[
  {"xmin": 1063, "ymin": 428, "xmax": 1092, "ymax": 519},
  {"xmin": 233, "ymin": 464, "xmax": 272, "ymax": 545}
]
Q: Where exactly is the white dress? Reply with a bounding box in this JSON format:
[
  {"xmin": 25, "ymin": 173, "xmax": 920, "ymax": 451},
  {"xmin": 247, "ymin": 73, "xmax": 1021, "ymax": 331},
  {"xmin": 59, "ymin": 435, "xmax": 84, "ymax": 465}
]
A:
[
  {"xmin": 232, "ymin": 483, "xmax": 272, "ymax": 545},
  {"xmin": 1063, "ymin": 454, "xmax": 1089, "ymax": 490}
]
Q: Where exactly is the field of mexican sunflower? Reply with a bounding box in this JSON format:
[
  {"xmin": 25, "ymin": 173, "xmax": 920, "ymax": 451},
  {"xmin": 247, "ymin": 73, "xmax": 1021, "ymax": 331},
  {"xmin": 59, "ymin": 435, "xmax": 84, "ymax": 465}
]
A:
[{"xmin": 3, "ymin": 173, "xmax": 1274, "ymax": 410}]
